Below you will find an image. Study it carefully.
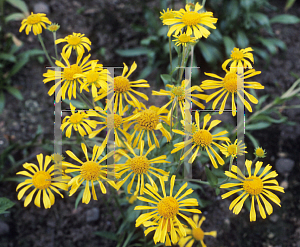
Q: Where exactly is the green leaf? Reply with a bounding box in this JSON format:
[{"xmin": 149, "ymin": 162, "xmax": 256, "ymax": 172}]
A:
[
  {"xmin": 160, "ymin": 74, "xmax": 175, "ymax": 85},
  {"xmin": 0, "ymin": 91, "xmax": 5, "ymax": 113},
  {"xmin": 62, "ymin": 99, "xmax": 88, "ymax": 109},
  {"xmin": 258, "ymin": 38, "xmax": 286, "ymax": 55},
  {"xmin": 6, "ymin": 86, "xmax": 23, "ymax": 100},
  {"xmin": 236, "ymin": 30, "xmax": 249, "ymax": 48},
  {"xmin": 5, "ymin": 12, "xmax": 26, "ymax": 22},
  {"xmin": 198, "ymin": 41, "xmax": 222, "ymax": 64},
  {"xmin": 115, "ymin": 47, "xmax": 151, "ymax": 57},
  {"xmin": 7, "ymin": 54, "xmax": 29, "ymax": 78},
  {"xmin": 215, "ymin": 187, "xmax": 220, "ymax": 196},
  {"xmin": 0, "ymin": 53, "xmax": 16, "ymax": 62},
  {"xmin": 6, "ymin": 0, "xmax": 29, "ymax": 15},
  {"xmin": 20, "ymin": 49, "xmax": 45, "ymax": 57},
  {"xmin": 223, "ymin": 36, "xmax": 235, "ymax": 56},
  {"xmin": 246, "ymin": 122, "xmax": 271, "ymax": 130},
  {"xmin": 270, "ymin": 14, "xmax": 300, "ymax": 24},
  {"xmin": 251, "ymin": 13, "xmax": 270, "ymax": 26},
  {"xmin": 285, "ymin": 0, "xmax": 296, "ymax": 11},
  {"xmin": 94, "ymin": 231, "xmax": 118, "ymax": 241},
  {"xmin": 0, "ymin": 197, "xmax": 15, "ymax": 214},
  {"xmin": 245, "ymin": 132, "xmax": 259, "ymax": 148},
  {"xmin": 75, "ymin": 188, "xmax": 84, "ymax": 209},
  {"xmin": 205, "ymin": 166, "xmax": 218, "ymax": 187}
]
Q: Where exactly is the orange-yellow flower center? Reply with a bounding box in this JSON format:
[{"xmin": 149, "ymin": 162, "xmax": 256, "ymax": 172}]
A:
[
  {"xmin": 48, "ymin": 24, "xmax": 59, "ymax": 32},
  {"xmin": 192, "ymin": 227, "xmax": 204, "ymax": 241},
  {"xmin": 231, "ymin": 49, "xmax": 244, "ymax": 60},
  {"xmin": 130, "ymin": 156, "xmax": 150, "ymax": 174},
  {"xmin": 138, "ymin": 109, "xmax": 159, "ymax": 130},
  {"xmin": 27, "ymin": 14, "xmax": 41, "ymax": 25},
  {"xmin": 223, "ymin": 72, "xmax": 243, "ymax": 93},
  {"xmin": 181, "ymin": 12, "xmax": 201, "ymax": 26},
  {"xmin": 67, "ymin": 35, "xmax": 81, "ymax": 46},
  {"xmin": 107, "ymin": 114, "xmax": 123, "ymax": 129},
  {"xmin": 32, "ymin": 171, "xmax": 51, "ymax": 189},
  {"xmin": 64, "ymin": 64, "xmax": 82, "ymax": 81},
  {"xmin": 157, "ymin": 196, "xmax": 179, "ymax": 218},
  {"xmin": 243, "ymin": 176, "xmax": 263, "ymax": 195},
  {"xmin": 114, "ymin": 76, "xmax": 130, "ymax": 93},
  {"xmin": 161, "ymin": 11, "xmax": 175, "ymax": 20},
  {"xmin": 193, "ymin": 129, "xmax": 212, "ymax": 147},
  {"xmin": 81, "ymin": 161, "xmax": 100, "ymax": 181},
  {"xmin": 69, "ymin": 113, "xmax": 84, "ymax": 124},
  {"xmin": 86, "ymin": 71, "xmax": 99, "ymax": 84},
  {"xmin": 171, "ymin": 86, "xmax": 185, "ymax": 101},
  {"xmin": 178, "ymin": 34, "xmax": 192, "ymax": 43},
  {"xmin": 255, "ymin": 148, "xmax": 265, "ymax": 157}
]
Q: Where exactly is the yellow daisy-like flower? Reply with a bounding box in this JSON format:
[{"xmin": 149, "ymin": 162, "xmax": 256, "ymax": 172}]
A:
[
  {"xmin": 78, "ymin": 61, "xmax": 111, "ymax": 99},
  {"xmin": 126, "ymin": 193, "xmax": 138, "ymax": 204},
  {"xmin": 16, "ymin": 153, "xmax": 68, "ymax": 209},
  {"xmin": 172, "ymin": 31, "xmax": 197, "ymax": 47},
  {"xmin": 127, "ymin": 104, "xmax": 171, "ymax": 148},
  {"xmin": 163, "ymin": 3, "xmax": 217, "ymax": 39},
  {"xmin": 220, "ymin": 160, "xmax": 285, "ymax": 222},
  {"xmin": 115, "ymin": 141, "xmax": 170, "ymax": 195},
  {"xmin": 152, "ymin": 79, "xmax": 207, "ymax": 121},
  {"xmin": 55, "ymin": 32, "xmax": 91, "ymax": 59},
  {"xmin": 63, "ymin": 143, "xmax": 117, "ymax": 204},
  {"xmin": 171, "ymin": 112, "xmax": 229, "ymax": 167},
  {"xmin": 47, "ymin": 23, "xmax": 60, "ymax": 32},
  {"xmin": 222, "ymin": 47, "xmax": 254, "ymax": 71},
  {"xmin": 160, "ymin": 8, "xmax": 176, "ymax": 21},
  {"xmin": 19, "ymin": 12, "xmax": 51, "ymax": 35},
  {"xmin": 178, "ymin": 215, "xmax": 217, "ymax": 247},
  {"xmin": 254, "ymin": 147, "xmax": 267, "ymax": 158},
  {"xmin": 220, "ymin": 139, "xmax": 247, "ymax": 158},
  {"xmin": 135, "ymin": 175, "xmax": 202, "ymax": 245},
  {"xmin": 96, "ymin": 62, "xmax": 149, "ymax": 115},
  {"xmin": 43, "ymin": 51, "xmax": 95, "ymax": 102},
  {"xmin": 61, "ymin": 103, "xmax": 98, "ymax": 138},
  {"xmin": 201, "ymin": 68, "xmax": 264, "ymax": 116},
  {"xmin": 88, "ymin": 105, "xmax": 138, "ymax": 148}
]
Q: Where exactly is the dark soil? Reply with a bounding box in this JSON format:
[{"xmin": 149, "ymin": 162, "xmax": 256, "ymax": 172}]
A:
[{"xmin": 1, "ymin": 0, "xmax": 300, "ymax": 247}]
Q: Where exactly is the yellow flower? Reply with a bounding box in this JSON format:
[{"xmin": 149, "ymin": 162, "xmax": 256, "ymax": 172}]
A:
[
  {"xmin": 19, "ymin": 12, "xmax": 51, "ymax": 35},
  {"xmin": 135, "ymin": 175, "xmax": 202, "ymax": 245},
  {"xmin": 47, "ymin": 23, "xmax": 60, "ymax": 32},
  {"xmin": 63, "ymin": 143, "xmax": 117, "ymax": 204},
  {"xmin": 61, "ymin": 103, "xmax": 98, "ymax": 138},
  {"xmin": 222, "ymin": 47, "xmax": 254, "ymax": 71},
  {"xmin": 115, "ymin": 141, "xmax": 170, "ymax": 195},
  {"xmin": 55, "ymin": 32, "xmax": 91, "ymax": 58},
  {"xmin": 152, "ymin": 79, "xmax": 207, "ymax": 120},
  {"xmin": 178, "ymin": 215, "xmax": 217, "ymax": 247},
  {"xmin": 254, "ymin": 147, "xmax": 267, "ymax": 158},
  {"xmin": 160, "ymin": 8, "xmax": 176, "ymax": 21},
  {"xmin": 172, "ymin": 31, "xmax": 197, "ymax": 46},
  {"xmin": 201, "ymin": 68, "xmax": 264, "ymax": 116},
  {"xmin": 88, "ymin": 105, "xmax": 138, "ymax": 148},
  {"xmin": 163, "ymin": 3, "xmax": 217, "ymax": 39},
  {"xmin": 220, "ymin": 160, "xmax": 285, "ymax": 222},
  {"xmin": 78, "ymin": 61, "xmax": 111, "ymax": 99},
  {"xmin": 16, "ymin": 154, "xmax": 68, "ymax": 208},
  {"xmin": 126, "ymin": 193, "xmax": 138, "ymax": 204},
  {"xmin": 96, "ymin": 62, "xmax": 149, "ymax": 115},
  {"xmin": 171, "ymin": 112, "xmax": 229, "ymax": 167},
  {"xmin": 43, "ymin": 51, "xmax": 95, "ymax": 102},
  {"xmin": 220, "ymin": 139, "xmax": 247, "ymax": 158},
  {"xmin": 127, "ymin": 104, "xmax": 171, "ymax": 148}
]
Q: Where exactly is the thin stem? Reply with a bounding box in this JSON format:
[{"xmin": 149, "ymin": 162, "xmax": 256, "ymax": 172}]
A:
[
  {"xmin": 168, "ymin": 26, "xmax": 173, "ymax": 74},
  {"xmin": 38, "ymin": 34, "xmax": 54, "ymax": 67},
  {"xmin": 218, "ymin": 156, "xmax": 234, "ymax": 185},
  {"xmin": 103, "ymin": 193, "xmax": 118, "ymax": 226},
  {"xmin": 111, "ymin": 189, "xmax": 125, "ymax": 219},
  {"xmin": 53, "ymin": 32, "xmax": 59, "ymax": 60},
  {"xmin": 76, "ymin": 87, "xmax": 94, "ymax": 108},
  {"xmin": 176, "ymin": 178, "xmax": 210, "ymax": 185},
  {"xmin": 174, "ymin": 144, "xmax": 186, "ymax": 176},
  {"xmin": 178, "ymin": 45, "xmax": 186, "ymax": 82}
]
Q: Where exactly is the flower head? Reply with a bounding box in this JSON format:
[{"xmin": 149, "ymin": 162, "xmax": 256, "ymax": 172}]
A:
[
  {"xmin": 178, "ymin": 215, "xmax": 217, "ymax": 247},
  {"xmin": 16, "ymin": 154, "xmax": 68, "ymax": 208},
  {"xmin": 163, "ymin": 3, "xmax": 217, "ymax": 39},
  {"xmin": 47, "ymin": 23, "xmax": 60, "ymax": 32},
  {"xmin": 171, "ymin": 112, "xmax": 229, "ymax": 167},
  {"xmin": 63, "ymin": 143, "xmax": 117, "ymax": 204},
  {"xmin": 220, "ymin": 139, "xmax": 247, "ymax": 158},
  {"xmin": 115, "ymin": 141, "xmax": 170, "ymax": 195},
  {"xmin": 135, "ymin": 175, "xmax": 201, "ymax": 245},
  {"xmin": 172, "ymin": 31, "xmax": 197, "ymax": 46},
  {"xmin": 201, "ymin": 68, "xmax": 264, "ymax": 116},
  {"xmin": 55, "ymin": 32, "xmax": 91, "ymax": 58},
  {"xmin": 160, "ymin": 8, "xmax": 176, "ymax": 21},
  {"xmin": 220, "ymin": 160, "xmax": 285, "ymax": 221},
  {"xmin": 254, "ymin": 147, "xmax": 267, "ymax": 158},
  {"xmin": 19, "ymin": 12, "xmax": 51, "ymax": 35},
  {"xmin": 222, "ymin": 47, "xmax": 254, "ymax": 71}
]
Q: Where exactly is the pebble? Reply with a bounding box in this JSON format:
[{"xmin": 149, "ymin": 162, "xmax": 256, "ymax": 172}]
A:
[
  {"xmin": 268, "ymin": 232, "xmax": 275, "ymax": 239},
  {"xmin": 269, "ymin": 214, "xmax": 279, "ymax": 223},
  {"xmin": 280, "ymin": 180, "xmax": 289, "ymax": 190},
  {"xmin": 275, "ymin": 158, "xmax": 295, "ymax": 174},
  {"xmin": 33, "ymin": 2, "xmax": 50, "ymax": 14},
  {"xmin": 0, "ymin": 221, "xmax": 9, "ymax": 235},
  {"xmin": 86, "ymin": 207, "xmax": 100, "ymax": 223}
]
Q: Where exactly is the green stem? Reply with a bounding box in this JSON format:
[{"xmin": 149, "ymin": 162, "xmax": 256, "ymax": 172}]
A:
[
  {"xmin": 103, "ymin": 193, "xmax": 118, "ymax": 226},
  {"xmin": 76, "ymin": 87, "xmax": 94, "ymax": 108},
  {"xmin": 168, "ymin": 26, "xmax": 173, "ymax": 75},
  {"xmin": 174, "ymin": 146, "xmax": 185, "ymax": 176},
  {"xmin": 38, "ymin": 34, "xmax": 54, "ymax": 67},
  {"xmin": 53, "ymin": 32, "xmax": 59, "ymax": 60},
  {"xmin": 218, "ymin": 156, "xmax": 234, "ymax": 185},
  {"xmin": 178, "ymin": 45, "xmax": 186, "ymax": 82},
  {"xmin": 112, "ymin": 189, "xmax": 125, "ymax": 219},
  {"xmin": 176, "ymin": 178, "xmax": 210, "ymax": 185}
]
